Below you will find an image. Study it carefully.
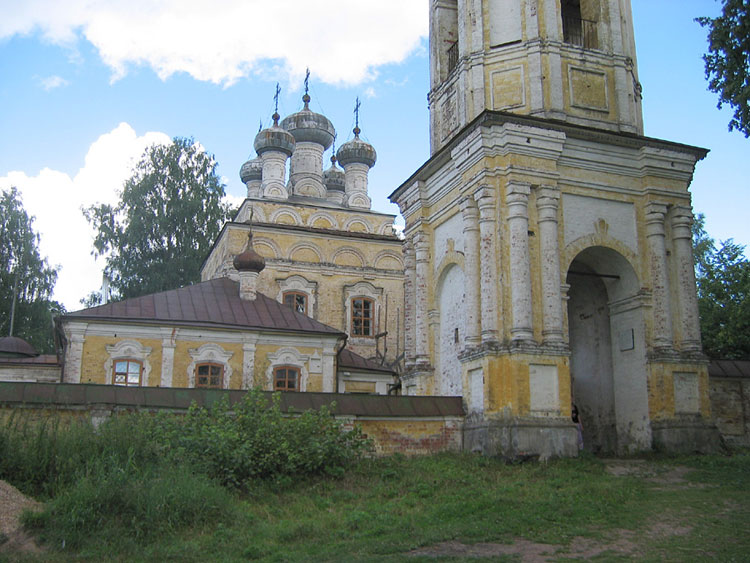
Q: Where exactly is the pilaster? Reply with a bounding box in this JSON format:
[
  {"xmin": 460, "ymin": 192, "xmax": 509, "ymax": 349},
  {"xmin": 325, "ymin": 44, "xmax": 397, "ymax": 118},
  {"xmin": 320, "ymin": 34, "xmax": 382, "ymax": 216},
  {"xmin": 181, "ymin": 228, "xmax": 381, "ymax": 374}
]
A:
[
  {"xmin": 671, "ymin": 206, "xmax": 702, "ymax": 352},
  {"xmin": 475, "ymin": 186, "xmax": 500, "ymax": 343},
  {"xmin": 645, "ymin": 203, "xmax": 674, "ymax": 350},
  {"xmin": 414, "ymin": 232, "xmax": 432, "ymax": 365},
  {"xmin": 460, "ymin": 195, "xmax": 481, "ymax": 347},
  {"xmin": 404, "ymin": 239, "xmax": 417, "ymax": 368},
  {"xmin": 537, "ymin": 185, "xmax": 564, "ymax": 344},
  {"xmin": 506, "ymin": 181, "xmax": 534, "ymax": 342}
]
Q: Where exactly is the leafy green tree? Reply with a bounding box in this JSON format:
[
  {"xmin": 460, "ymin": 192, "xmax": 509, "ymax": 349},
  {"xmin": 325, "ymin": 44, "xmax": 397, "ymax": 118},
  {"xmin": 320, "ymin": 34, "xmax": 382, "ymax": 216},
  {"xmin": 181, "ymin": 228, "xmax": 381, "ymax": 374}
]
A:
[
  {"xmin": 697, "ymin": 0, "xmax": 750, "ymax": 137},
  {"xmin": 84, "ymin": 137, "xmax": 232, "ymax": 301},
  {"xmin": 693, "ymin": 213, "xmax": 750, "ymax": 359},
  {"xmin": 0, "ymin": 187, "xmax": 64, "ymax": 353}
]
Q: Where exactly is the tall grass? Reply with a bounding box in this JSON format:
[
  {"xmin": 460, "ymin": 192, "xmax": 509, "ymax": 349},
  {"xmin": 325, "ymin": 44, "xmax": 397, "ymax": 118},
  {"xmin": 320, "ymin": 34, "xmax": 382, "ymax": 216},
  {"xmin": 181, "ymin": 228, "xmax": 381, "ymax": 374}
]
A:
[{"xmin": 0, "ymin": 390, "xmax": 370, "ymax": 553}]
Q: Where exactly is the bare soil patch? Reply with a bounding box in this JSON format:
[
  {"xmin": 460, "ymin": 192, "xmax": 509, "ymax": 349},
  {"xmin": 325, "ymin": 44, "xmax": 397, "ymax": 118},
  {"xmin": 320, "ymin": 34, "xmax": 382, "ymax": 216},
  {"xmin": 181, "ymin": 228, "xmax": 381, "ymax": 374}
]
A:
[{"xmin": 0, "ymin": 480, "xmax": 43, "ymax": 556}]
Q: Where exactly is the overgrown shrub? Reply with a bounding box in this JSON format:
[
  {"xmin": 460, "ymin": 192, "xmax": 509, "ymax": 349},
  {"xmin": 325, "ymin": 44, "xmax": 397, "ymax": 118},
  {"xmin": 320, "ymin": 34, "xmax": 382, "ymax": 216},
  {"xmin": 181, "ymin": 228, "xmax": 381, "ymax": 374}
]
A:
[
  {"xmin": 1, "ymin": 391, "xmax": 370, "ymax": 552},
  {"xmin": 148, "ymin": 389, "xmax": 372, "ymax": 488}
]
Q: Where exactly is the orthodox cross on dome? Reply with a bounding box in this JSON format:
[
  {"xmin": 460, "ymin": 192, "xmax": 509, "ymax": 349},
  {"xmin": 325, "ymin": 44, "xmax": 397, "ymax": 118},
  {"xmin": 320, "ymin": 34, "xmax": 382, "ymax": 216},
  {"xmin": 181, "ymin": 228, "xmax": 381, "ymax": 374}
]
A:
[
  {"xmin": 331, "ymin": 133, "xmax": 337, "ymax": 164},
  {"xmin": 353, "ymin": 97, "xmax": 361, "ymax": 136},
  {"xmin": 303, "ymin": 67, "xmax": 311, "ymax": 107},
  {"xmin": 272, "ymin": 82, "xmax": 281, "ymax": 125},
  {"xmin": 258, "ymin": 119, "xmax": 263, "ymax": 133}
]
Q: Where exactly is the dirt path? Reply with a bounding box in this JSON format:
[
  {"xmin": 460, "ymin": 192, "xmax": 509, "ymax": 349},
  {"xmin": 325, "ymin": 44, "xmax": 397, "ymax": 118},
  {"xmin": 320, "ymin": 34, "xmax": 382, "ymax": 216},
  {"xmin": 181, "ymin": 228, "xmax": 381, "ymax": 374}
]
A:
[{"xmin": 0, "ymin": 480, "xmax": 43, "ymax": 556}]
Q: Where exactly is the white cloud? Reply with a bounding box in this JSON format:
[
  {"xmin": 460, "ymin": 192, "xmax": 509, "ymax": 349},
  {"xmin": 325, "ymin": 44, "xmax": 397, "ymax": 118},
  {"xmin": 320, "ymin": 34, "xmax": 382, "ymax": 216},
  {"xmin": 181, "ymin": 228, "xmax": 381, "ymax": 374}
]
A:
[
  {"xmin": 2, "ymin": 0, "xmax": 429, "ymax": 86},
  {"xmin": 0, "ymin": 123, "xmax": 171, "ymax": 311},
  {"xmin": 38, "ymin": 74, "xmax": 69, "ymax": 90}
]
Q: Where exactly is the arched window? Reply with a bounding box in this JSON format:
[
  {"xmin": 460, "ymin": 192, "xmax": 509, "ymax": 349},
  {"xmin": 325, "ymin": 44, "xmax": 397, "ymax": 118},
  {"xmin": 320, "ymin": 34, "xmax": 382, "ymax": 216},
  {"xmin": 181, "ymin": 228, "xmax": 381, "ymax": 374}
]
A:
[
  {"xmin": 351, "ymin": 297, "xmax": 374, "ymax": 337},
  {"xmin": 283, "ymin": 291, "xmax": 308, "ymax": 315},
  {"xmin": 274, "ymin": 365, "xmax": 300, "ymax": 391},
  {"xmin": 113, "ymin": 359, "xmax": 142, "ymax": 386},
  {"xmin": 195, "ymin": 362, "xmax": 224, "ymax": 388}
]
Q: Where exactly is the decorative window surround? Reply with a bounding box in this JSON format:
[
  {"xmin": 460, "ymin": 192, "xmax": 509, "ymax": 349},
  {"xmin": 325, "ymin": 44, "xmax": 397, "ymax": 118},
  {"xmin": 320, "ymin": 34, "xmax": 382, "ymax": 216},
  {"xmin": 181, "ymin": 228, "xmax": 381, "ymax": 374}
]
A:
[
  {"xmin": 266, "ymin": 347, "xmax": 310, "ymax": 392},
  {"xmin": 105, "ymin": 340, "xmax": 153, "ymax": 386},
  {"xmin": 188, "ymin": 343, "xmax": 233, "ymax": 389},
  {"xmin": 344, "ymin": 281, "xmax": 383, "ymax": 343}
]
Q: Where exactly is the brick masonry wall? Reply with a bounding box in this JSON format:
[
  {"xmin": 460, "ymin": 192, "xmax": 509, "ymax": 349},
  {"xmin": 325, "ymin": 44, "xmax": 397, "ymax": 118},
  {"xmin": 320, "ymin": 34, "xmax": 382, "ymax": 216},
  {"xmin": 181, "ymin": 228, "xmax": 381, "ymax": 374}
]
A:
[{"xmin": 709, "ymin": 376, "xmax": 750, "ymax": 447}]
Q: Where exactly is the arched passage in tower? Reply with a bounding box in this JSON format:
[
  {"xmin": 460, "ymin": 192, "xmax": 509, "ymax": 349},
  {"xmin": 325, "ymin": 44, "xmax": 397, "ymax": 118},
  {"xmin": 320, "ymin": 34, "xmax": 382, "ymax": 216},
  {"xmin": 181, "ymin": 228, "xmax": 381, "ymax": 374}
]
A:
[{"xmin": 566, "ymin": 246, "xmax": 651, "ymax": 454}]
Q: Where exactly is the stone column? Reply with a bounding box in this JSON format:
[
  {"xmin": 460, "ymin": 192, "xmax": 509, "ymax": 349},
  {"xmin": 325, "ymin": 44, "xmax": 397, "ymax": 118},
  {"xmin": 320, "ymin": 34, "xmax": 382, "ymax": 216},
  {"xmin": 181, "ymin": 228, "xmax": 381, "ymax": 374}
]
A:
[
  {"xmin": 537, "ymin": 185, "xmax": 564, "ymax": 344},
  {"xmin": 160, "ymin": 329, "xmax": 176, "ymax": 388},
  {"xmin": 646, "ymin": 203, "xmax": 674, "ymax": 349},
  {"xmin": 403, "ymin": 239, "xmax": 416, "ymax": 368},
  {"xmin": 475, "ymin": 186, "xmax": 499, "ymax": 343},
  {"xmin": 671, "ymin": 206, "xmax": 702, "ymax": 351},
  {"xmin": 241, "ymin": 336, "xmax": 258, "ymax": 389},
  {"xmin": 506, "ymin": 182, "xmax": 534, "ymax": 342},
  {"xmin": 414, "ymin": 232, "xmax": 431, "ymax": 364},
  {"xmin": 460, "ymin": 196, "xmax": 481, "ymax": 347}
]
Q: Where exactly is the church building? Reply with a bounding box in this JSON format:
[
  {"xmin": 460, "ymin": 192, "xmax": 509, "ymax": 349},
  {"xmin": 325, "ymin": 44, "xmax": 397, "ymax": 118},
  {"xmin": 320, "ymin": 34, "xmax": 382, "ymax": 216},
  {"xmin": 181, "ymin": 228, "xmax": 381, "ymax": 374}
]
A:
[
  {"xmin": 51, "ymin": 0, "xmax": 720, "ymax": 457},
  {"xmin": 390, "ymin": 0, "xmax": 718, "ymax": 456}
]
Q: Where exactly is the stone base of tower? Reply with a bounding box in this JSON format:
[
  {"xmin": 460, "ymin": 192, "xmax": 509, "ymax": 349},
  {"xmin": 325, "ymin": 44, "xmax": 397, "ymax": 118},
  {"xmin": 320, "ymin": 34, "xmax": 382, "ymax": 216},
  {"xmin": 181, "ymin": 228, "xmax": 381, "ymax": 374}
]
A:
[
  {"xmin": 651, "ymin": 418, "xmax": 723, "ymax": 454},
  {"xmin": 463, "ymin": 416, "xmax": 579, "ymax": 460}
]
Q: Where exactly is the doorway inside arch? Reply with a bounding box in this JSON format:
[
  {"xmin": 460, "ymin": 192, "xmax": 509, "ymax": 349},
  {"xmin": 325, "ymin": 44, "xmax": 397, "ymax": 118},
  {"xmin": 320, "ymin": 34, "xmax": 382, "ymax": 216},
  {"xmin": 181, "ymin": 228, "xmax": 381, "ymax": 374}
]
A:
[{"xmin": 566, "ymin": 246, "xmax": 651, "ymax": 454}]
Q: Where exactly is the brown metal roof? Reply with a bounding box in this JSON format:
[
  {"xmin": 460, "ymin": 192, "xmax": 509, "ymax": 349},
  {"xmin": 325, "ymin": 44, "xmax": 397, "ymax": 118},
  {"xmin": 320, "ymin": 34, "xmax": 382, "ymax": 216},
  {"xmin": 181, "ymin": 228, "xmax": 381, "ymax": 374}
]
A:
[
  {"xmin": 0, "ymin": 336, "xmax": 38, "ymax": 357},
  {"xmin": 338, "ymin": 348, "xmax": 396, "ymax": 375},
  {"xmin": 62, "ymin": 277, "xmax": 344, "ymax": 336},
  {"xmin": 709, "ymin": 359, "xmax": 750, "ymax": 378}
]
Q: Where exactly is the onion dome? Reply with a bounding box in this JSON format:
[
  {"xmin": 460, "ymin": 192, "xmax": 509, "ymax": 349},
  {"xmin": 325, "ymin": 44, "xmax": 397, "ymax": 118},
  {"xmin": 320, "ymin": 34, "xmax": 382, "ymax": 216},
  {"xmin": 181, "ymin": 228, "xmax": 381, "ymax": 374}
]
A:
[
  {"xmin": 0, "ymin": 336, "xmax": 38, "ymax": 357},
  {"xmin": 239, "ymin": 156, "xmax": 262, "ymax": 184},
  {"xmin": 323, "ymin": 155, "xmax": 345, "ymax": 191},
  {"xmin": 254, "ymin": 112, "xmax": 296, "ymax": 156},
  {"xmin": 233, "ymin": 232, "xmax": 265, "ymax": 273},
  {"xmin": 336, "ymin": 126, "xmax": 377, "ymax": 168},
  {"xmin": 280, "ymin": 93, "xmax": 335, "ymax": 149}
]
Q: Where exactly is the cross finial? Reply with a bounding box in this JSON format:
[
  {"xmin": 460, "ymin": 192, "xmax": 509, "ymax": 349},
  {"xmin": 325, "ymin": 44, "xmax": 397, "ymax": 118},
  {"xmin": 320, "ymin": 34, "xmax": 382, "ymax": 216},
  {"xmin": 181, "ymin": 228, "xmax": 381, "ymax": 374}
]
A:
[
  {"xmin": 353, "ymin": 97, "xmax": 361, "ymax": 136},
  {"xmin": 272, "ymin": 83, "xmax": 281, "ymax": 125},
  {"xmin": 303, "ymin": 68, "xmax": 311, "ymax": 108},
  {"xmin": 331, "ymin": 133, "xmax": 337, "ymax": 164},
  {"xmin": 258, "ymin": 119, "xmax": 263, "ymax": 133}
]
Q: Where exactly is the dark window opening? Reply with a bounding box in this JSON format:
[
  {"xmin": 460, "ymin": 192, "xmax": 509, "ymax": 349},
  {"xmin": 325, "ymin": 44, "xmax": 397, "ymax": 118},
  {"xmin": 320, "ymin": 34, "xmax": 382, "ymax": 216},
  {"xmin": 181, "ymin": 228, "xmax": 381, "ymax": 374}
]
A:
[
  {"xmin": 196, "ymin": 362, "xmax": 223, "ymax": 389},
  {"xmin": 352, "ymin": 297, "xmax": 374, "ymax": 337},
  {"xmin": 447, "ymin": 42, "xmax": 459, "ymax": 73},
  {"xmin": 283, "ymin": 291, "xmax": 308, "ymax": 315},
  {"xmin": 562, "ymin": 0, "xmax": 598, "ymax": 49},
  {"xmin": 274, "ymin": 366, "xmax": 299, "ymax": 391}
]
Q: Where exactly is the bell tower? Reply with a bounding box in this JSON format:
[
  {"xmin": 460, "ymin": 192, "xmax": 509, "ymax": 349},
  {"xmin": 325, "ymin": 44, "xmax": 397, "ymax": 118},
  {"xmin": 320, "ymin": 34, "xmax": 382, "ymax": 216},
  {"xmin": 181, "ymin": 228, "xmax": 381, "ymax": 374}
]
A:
[{"xmin": 428, "ymin": 0, "xmax": 643, "ymax": 153}]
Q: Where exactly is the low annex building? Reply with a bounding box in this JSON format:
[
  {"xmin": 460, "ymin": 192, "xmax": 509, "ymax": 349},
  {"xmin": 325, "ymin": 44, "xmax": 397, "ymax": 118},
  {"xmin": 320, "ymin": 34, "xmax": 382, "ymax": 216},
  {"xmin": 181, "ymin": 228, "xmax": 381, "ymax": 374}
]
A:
[{"xmin": 58, "ymin": 233, "xmax": 396, "ymax": 394}]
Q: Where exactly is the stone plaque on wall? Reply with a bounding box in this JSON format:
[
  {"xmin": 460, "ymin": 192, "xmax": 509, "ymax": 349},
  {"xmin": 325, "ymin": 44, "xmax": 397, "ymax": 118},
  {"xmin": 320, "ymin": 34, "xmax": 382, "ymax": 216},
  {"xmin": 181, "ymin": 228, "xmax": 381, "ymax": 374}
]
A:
[
  {"xmin": 674, "ymin": 372, "xmax": 700, "ymax": 414},
  {"xmin": 529, "ymin": 364, "xmax": 559, "ymax": 414},
  {"xmin": 569, "ymin": 66, "xmax": 609, "ymax": 112},
  {"xmin": 491, "ymin": 67, "xmax": 525, "ymax": 110}
]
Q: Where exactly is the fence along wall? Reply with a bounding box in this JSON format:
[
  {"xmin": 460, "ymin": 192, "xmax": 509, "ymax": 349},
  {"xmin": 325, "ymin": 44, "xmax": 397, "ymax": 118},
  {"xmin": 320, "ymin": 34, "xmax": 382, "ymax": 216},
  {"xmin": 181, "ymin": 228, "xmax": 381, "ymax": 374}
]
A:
[{"xmin": 0, "ymin": 382, "xmax": 464, "ymax": 456}]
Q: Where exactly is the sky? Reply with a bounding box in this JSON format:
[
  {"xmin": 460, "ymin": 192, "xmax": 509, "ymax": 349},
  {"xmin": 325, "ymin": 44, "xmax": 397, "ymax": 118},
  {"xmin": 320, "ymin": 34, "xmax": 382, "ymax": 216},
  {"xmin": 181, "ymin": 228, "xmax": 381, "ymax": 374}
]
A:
[{"xmin": 1, "ymin": 0, "xmax": 747, "ymax": 312}]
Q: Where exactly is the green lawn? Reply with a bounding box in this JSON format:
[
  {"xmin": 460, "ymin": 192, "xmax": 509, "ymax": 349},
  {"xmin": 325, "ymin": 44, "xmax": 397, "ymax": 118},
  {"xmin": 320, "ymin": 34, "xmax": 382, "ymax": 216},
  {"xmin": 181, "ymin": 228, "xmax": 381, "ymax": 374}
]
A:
[{"xmin": 11, "ymin": 451, "xmax": 749, "ymax": 562}]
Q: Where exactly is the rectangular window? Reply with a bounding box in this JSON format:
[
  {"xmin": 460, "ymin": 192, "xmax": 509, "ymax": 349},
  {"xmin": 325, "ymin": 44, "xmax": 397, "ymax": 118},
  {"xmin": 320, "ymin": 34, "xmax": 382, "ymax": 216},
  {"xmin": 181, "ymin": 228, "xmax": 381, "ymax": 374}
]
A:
[
  {"xmin": 283, "ymin": 291, "xmax": 308, "ymax": 315},
  {"xmin": 274, "ymin": 366, "xmax": 299, "ymax": 391},
  {"xmin": 196, "ymin": 363, "xmax": 224, "ymax": 388},
  {"xmin": 113, "ymin": 359, "xmax": 142, "ymax": 386},
  {"xmin": 351, "ymin": 297, "xmax": 374, "ymax": 337}
]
